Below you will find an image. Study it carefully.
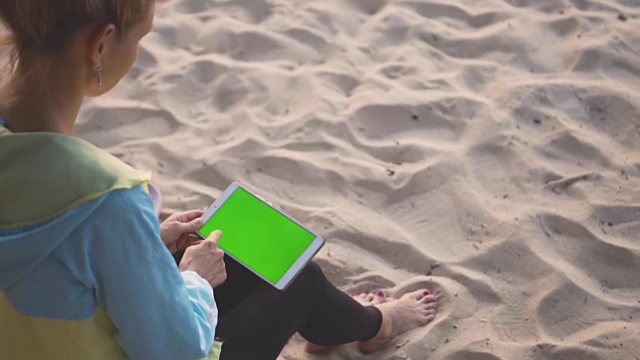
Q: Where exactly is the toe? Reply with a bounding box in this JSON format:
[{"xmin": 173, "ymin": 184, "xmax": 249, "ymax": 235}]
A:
[
  {"xmin": 422, "ymin": 314, "xmax": 436, "ymax": 324},
  {"xmin": 419, "ymin": 294, "xmax": 437, "ymax": 304},
  {"xmin": 372, "ymin": 290, "xmax": 387, "ymax": 304},
  {"xmin": 405, "ymin": 289, "xmax": 430, "ymax": 300},
  {"xmin": 423, "ymin": 308, "xmax": 438, "ymax": 316},
  {"xmin": 364, "ymin": 293, "xmax": 375, "ymax": 302},
  {"xmin": 425, "ymin": 302, "xmax": 438, "ymax": 310}
]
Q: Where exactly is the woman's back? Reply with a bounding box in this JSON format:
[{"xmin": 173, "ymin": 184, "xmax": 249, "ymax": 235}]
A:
[{"xmin": 0, "ymin": 120, "xmax": 217, "ymax": 359}]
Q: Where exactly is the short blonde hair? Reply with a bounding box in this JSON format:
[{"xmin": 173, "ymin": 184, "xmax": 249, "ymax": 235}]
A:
[{"xmin": 0, "ymin": 0, "xmax": 154, "ymax": 74}]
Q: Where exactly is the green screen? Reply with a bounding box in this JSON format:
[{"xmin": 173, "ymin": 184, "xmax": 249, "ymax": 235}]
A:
[{"xmin": 199, "ymin": 187, "xmax": 316, "ymax": 283}]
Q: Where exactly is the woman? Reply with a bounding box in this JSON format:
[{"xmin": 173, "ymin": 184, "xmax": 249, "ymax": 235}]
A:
[{"xmin": 0, "ymin": 1, "xmax": 438, "ymax": 359}]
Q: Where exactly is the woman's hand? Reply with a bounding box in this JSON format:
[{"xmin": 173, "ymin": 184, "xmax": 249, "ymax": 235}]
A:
[
  {"xmin": 160, "ymin": 210, "xmax": 205, "ymax": 254},
  {"xmin": 179, "ymin": 230, "xmax": 227, "ymax": 288}
]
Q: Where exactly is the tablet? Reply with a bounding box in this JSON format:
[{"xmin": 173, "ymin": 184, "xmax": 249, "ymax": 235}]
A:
[{"xmin": 196, "ymin": 182, "xmax": 325, "ymax": 290}]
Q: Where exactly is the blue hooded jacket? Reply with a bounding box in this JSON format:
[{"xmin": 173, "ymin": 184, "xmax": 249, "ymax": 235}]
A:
[{"xmin": 0, "ymin": 118, "xmax": 218, "ymax": 360}]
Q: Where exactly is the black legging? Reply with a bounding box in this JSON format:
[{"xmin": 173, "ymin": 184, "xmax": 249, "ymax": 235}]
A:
[{"xmin": 174, "ymin": 253, "xmax": 382, "ymax": 360}]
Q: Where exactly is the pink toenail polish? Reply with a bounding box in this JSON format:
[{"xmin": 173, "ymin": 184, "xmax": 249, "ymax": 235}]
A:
[
  {"xmin": 423, "ymin": 290, "xmax": 430, "ymax": 295},
  {"xmin": 377, "ymin": 290, "xmax": 385, "ymax": 297}
]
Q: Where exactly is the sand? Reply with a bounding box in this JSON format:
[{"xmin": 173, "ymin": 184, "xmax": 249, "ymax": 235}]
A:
[{"xmin": 76, "ymin": 0, "xmax": 640, "ymax": 359}]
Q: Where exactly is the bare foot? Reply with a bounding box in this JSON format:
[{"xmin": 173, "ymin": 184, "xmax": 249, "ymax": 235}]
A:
[
  {"xmin": 358, "ymin": 289, "xmax": 438, "ymax": 353},
  {"xmin": 304, "ymin": 291, "xmax": 388, "ymax": 353}
]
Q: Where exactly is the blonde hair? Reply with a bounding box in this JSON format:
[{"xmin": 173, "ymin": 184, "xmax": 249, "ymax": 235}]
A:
[{"xmin": 0, "ymin": 0, "xmax": 154, "ymax": 81}]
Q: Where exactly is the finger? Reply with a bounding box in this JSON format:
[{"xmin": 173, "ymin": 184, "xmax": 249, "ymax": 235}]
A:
[
  {"xmin": 177, "ymin": 210, "xmax": 205, "ymax": 221},
  {"xmin": 206, "ymin": 230, "xmax": 223, "ymax": 244},
  {"xmin": 177, "ymin": 218, "xmax": 205, "ymax": 233},
  {"xmin": 214, "ymin": 248, "xmax": 226, "ymax": 260},
  {"xmin": 179, "ymin": 239, "xmax": 204, "ymax": 251},
  {"xmin": 180, "ymin": 233, "xmax": 202, "ymax": 241}
]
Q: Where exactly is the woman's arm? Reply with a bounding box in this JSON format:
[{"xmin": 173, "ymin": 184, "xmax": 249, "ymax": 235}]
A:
[{"xmin": 82, "ymin": 186, "xmax": 217, "ymax": 360}]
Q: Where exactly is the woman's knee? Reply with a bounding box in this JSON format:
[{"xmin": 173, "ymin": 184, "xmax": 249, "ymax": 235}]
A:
[
  {"xmin": 288, "ymin": 261, "xmax": 325, "ymax": 294},
  {"xmin": 301, "ymin": 261, "xmax": 324, "ymax": 282}
]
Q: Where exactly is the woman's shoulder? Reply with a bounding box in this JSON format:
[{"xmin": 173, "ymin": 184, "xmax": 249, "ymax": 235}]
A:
[
  {"xmin": 0, "ymin": 184, "xmax": 154, "ymax": 237},
  {"xmin": 0, "ymin": 131, "xmax": 150, "ymax": 228}
]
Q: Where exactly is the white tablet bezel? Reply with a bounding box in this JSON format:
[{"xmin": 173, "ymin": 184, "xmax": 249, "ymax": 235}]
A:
[{"xmin": 196, "ymin": 182, "xmax": 325, "ymax": 291}]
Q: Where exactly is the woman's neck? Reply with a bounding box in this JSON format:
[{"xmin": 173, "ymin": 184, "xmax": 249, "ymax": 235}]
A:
[{"xmin": 0, "ymin": 54, "xmax": 86, "ymax": 135}]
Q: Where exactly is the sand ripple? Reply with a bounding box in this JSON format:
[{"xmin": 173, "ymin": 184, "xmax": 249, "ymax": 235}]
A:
[{"xmin": 78, "ymin": 0, "xmax": 640, "ymax": 359}]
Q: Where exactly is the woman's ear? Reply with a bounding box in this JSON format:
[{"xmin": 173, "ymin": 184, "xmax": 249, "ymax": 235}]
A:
[{"xmin": 88, "ymin": 24, "xmax": 116, "ymax": 68}]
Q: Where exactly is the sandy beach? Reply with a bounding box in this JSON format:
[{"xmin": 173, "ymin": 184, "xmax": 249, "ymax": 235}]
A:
[{"xmin": 77, "ymin": 0, "xmax": 640, "ymax": 358}]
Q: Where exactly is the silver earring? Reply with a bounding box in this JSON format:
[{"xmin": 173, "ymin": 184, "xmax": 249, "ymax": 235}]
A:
[{"xmin": 94, "ymin": 64, "xmax": 103, "ymax": 92}]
